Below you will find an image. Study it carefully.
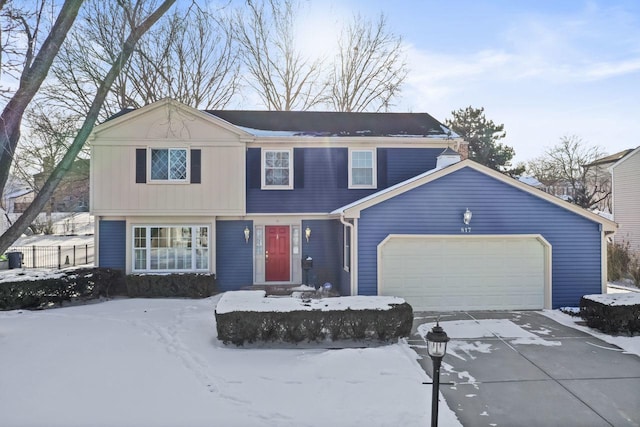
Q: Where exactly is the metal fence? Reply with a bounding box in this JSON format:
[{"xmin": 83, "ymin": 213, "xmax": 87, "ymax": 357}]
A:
[{"xmin": 7, "ymin": 244, "xmax": 95, "ymax": 269}]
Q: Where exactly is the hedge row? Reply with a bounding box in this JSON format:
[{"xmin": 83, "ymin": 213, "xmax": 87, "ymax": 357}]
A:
[
  {"xmin": 0, "ymin": 268, "xmax": 124, "ymax": 310},
  {"xmin": 215, "ymin": 303, "xmax": 414, "ymax": 346},
  {"xmin": 126, "ymin": 273, "xmax": 216, "ymax": 298},
  {"xmin": 0, "ymin": 269, "xmax": 217, "ymax": 310},
  {"xmin": 580, "ymin": 296, "xmax": 640, "ymax": 334}
]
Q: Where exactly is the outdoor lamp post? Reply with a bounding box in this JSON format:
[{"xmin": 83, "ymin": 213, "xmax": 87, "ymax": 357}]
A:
[{"xmin": 426, "ymin": 321, "xmax": 450, "ymax": 427}]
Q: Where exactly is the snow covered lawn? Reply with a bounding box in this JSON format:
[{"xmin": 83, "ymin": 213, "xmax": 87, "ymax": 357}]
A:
[{"xmin": 0, "ymin": 295, "xmax": 461, "ymax": 427}]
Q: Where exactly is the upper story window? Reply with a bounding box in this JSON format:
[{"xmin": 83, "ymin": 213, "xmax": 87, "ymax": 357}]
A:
[
  {"xmin": 262, "ymin": 149, "xmax": 293, "ymax": 189},
  {"xmin": 151, "ymin": 148, "xmax": 187, "ymax": 181},
  {"xmin": 349, "ymin": 148, "xmax": 376, "ymax": 189}
]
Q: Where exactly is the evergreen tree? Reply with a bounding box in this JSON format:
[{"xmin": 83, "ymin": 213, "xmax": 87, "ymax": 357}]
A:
[{"xmin": 445, "ymin": 106, "xmax": 523, "ymax": 175}]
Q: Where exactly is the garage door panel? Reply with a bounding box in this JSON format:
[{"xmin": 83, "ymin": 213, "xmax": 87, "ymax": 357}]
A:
[{"xmin": 379, "ymin": 236, "xmax": 547, "ymax": 311}]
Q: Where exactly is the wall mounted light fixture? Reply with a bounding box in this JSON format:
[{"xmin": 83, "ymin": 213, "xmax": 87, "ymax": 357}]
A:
[
  {"xmin": 305, "ymin": 226, "xmax": 311, "ymax": 242},
  {"xmin": 463, "ymin": 208, "xmax": 472, "ymax": 225},
  {"xmin": 244, "ymin": 226, "xmax": 251, "ymax": 243}
]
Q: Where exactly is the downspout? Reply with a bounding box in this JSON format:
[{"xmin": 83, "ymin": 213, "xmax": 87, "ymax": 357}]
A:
[
  {"xmin": 603, "ymin": 229, "xmax": 615, "ymax": 294},
  {"xmin": 340, "ymin": 213, "xmax": 356, "ymax": 296}
]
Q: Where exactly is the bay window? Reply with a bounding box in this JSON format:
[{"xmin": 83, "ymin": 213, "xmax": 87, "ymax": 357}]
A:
[{"xmin": 133, "ymin": 225, "xmax": 209, "ymax": 271}]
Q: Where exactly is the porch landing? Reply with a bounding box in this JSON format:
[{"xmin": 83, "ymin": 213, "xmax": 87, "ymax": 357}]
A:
[{"xmin": 241, "ymin": 284, "xmax": 309, "ymax": 296}]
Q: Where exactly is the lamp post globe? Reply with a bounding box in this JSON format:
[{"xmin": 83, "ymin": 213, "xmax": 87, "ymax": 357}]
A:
[{"xmin": 426, "ymin": 321, "xmax": 449, "ymax": 427}]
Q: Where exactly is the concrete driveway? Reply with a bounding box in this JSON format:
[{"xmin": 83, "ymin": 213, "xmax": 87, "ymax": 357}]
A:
[{"xmin": 409, "ymin": 311, "xmax": 640, "ymax": 427}]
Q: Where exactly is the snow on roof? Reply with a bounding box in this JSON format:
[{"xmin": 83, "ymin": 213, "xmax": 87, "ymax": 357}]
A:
[
  {"xmin": 518, "ymin": 176, "xmax": 543, "ymax": 187},
  {"xmin": 236, "ymin": 126, "xmax": 302, "ymax": 137},
  {"xmin": 215, "ymin": 290, "xmax": 407, "ymax": 314},
  {"xmin": 4, "ymin": 188, "xmax": 32, "ymax": 199}
]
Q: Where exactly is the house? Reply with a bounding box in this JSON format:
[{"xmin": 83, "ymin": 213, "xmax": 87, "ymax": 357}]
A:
[
  {"xmin": 1, "ymin": 174, "xmax": 33, "ymax": 214},
  {"xmin": 34, "ymin": 159, "xmax": 90, "ymax": 213},
  {"xmin": 610, "ymin": 146, "xmax": 640, "ymax": 253},
  {"xmin": 582, "ymin": 148, "xmax": 634, "ymax": 213},
  {"xmin": 90, "ymin": 98, "xmax": 616, "ymax": 310},
  {"xmin": 1, "ymin": 175, "xmax": 33, "ymax": 234}
]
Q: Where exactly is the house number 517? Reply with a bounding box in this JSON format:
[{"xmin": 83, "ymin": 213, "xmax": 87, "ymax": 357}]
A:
[{"xmin": 460, "ymin": 227, "xmax": 472, "ymax": 233}]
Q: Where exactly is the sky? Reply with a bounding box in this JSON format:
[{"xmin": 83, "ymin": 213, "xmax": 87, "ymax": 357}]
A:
[
  {"xmin": 4, "ymin": 1, "xmax": 638, "ymax": 166},
  {"xmin": 290, "ymin": 0, "xmax": 640, "ymax": 164}
]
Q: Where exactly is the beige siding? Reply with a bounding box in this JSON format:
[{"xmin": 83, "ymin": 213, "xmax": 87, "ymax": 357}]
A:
[
  {"xmin": 612, "ymin": 149, "xmax": 640, "ymax": 252},
  {"xmin": 90, "ymin": 100, "xmax": 246, "ymax": 216}
]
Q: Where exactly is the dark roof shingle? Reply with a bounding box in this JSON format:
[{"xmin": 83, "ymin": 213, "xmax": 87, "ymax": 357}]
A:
[{"xmin": 205, "ymin": 110, "xmax": 450, "ymax": 137}]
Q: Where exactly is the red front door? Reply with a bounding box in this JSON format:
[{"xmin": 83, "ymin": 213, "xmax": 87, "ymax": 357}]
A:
[{"xmin": 265, "ymin": 226, "xmax": 290, "ymax": 281}]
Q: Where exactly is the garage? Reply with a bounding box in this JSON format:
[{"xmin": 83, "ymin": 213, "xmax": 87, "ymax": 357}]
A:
[{"xmin": 378, "ymin": 235, "xmax": 551, "ymax": 311}]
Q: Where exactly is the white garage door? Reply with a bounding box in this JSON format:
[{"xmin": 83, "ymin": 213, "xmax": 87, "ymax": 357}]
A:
[{"xmin": 379, "ymin": 235, "xmax": 549, "ymax": 311}]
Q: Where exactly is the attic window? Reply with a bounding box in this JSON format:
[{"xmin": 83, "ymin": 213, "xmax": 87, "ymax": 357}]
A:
[
  {"xmin": 349, "ymin": 148, "xmax": 376, "ymax": 189},
  {"xmin": 151, "ymin": 149, "xmax": 187, "ymax": 181},
  {"xmin": 262, "ymin": 149, "xmax": 293, "ymax": 189}
]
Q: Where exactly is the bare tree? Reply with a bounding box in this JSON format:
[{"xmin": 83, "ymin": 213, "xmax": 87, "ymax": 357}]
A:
[
  {"xmin": 232, "ymin": 0, "xmax": 326, "ymax": 111},
  {"xmin": 327, "ymin": 13, "xmax": 407, "ymax": 112},
  {"xmin": 0, "ymin": 0, "xmax": 176, "ymax": 254},
  {"xmin": 527, "ymin": 136, "xmax": 610, "ymax": 210},
  {"xmin": 0, "ymin": 0, "xmax": 83, "ymax": 203},
  {"xmin": 128, "ymin": 6, "xmax": 241, "ymax": 109},
  {"xmin": 12, "ymin": 106, "xmax": 84, "ymax": 192},
  {"xmin": 44, "ymin": 1, "xmax": 239, "ymax": 122}
]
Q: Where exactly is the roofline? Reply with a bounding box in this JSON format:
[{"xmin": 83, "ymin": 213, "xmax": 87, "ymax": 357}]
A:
[
  {"xmin": 246, "ymin": 136, "xmax": 463, "ymax": 147},
  {"xmin": 583, "ymin": 148, "xmax": 634, "ymax": 168},
  {"xmin": 89, "ymin": 98, "xmax": 253, "ymax": 141},
  {"xmin": 610, "ymin": 145, "xmax": 640, "ymax": 171},
  {"xmin": 335, "ymin": 159, "xmax": 618, "ymax": 232}
]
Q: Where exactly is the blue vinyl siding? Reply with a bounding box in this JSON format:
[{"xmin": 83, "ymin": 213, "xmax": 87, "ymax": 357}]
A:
[
  {"xmin": 216, "ymin": 220, "xmax": 253, "ymax": 291},
  {"xmin": 98, "ymin": 220, "xmax": 126, "ymax": 270},
  {"xmin": 357, "ymin": 167, "xmax": 602, "ymax": 308},
  {"xmin": 301, "ymin": 219, "xmax": 344, "ymax": 292},
  {"xmin": 247, "ymin": 147, "xmax": 443, "ymax": 213},
  {"xmin": 386, "ymin": 148, "xmax": 441, "ymax": 186}
]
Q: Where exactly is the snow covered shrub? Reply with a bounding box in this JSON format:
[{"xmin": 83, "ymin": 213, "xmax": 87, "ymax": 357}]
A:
[
  {"xmin": 0, "ymin": 268, "xmax": 124, "ymax": 310},
  {"xmin": 580, "ymin": 294, "xmax": 640, "ymax": 334},
  {"xmin": 215, "ymin": 292, "xmax": 413, "ymax": 346},
  {"xmin": 607, "ymin": 241, "xmax": 631, "ymax": 282},
  {"xmin": 126, "ymin": 273, "xmax": 216, "ymax": 298}
]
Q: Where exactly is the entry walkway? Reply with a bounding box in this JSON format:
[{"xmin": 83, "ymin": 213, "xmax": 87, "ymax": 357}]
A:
[{"xmin": 409, "ymin": 311, "xmax": 640, "ymax": 427}]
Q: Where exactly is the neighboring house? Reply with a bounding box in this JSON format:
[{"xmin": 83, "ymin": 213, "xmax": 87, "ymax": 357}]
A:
[
  {"xmin": 610, "ymin": 146, "xmax": 640, "ymax": 253},
  {"xmin": 90, "ymin": 99, "xmax": 616, "ymax": 310},
  {"xmin": 1, "ymin": 174, "xmax": 33, "ymax": 214},
  {"xmin": 582, "ymin": 148, "xmax": 634, "ymax": 213},
  {"xmin": 34, "ymin": 159, "xmax": 90, "ymax": 213},
  {"xmin": 1, "ymin": 175, "xmax": 33, "ymax": 234}
]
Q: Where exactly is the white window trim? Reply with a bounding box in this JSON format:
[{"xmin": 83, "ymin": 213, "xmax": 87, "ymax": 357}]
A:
[
  {"xmin": 132, "ymin": 224, "xmax": 209, "ymax": 272},
  {"xmin": 348, "ymin": 148, "xmax": 377, "ymax": 189},
  {"xmin": 149, "ymin": 148, "xmax": 189, "ymax": 183},
  {"xmin": 261, "ymin": 148, "xmax": 293, "ymax": 190}
]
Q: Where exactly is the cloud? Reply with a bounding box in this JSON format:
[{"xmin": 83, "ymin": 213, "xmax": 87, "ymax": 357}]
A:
[{"xmin": 583, "ymin": 58, "xmax": 640, "ymax": 80}]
